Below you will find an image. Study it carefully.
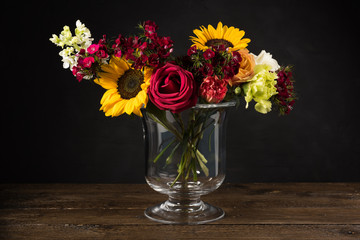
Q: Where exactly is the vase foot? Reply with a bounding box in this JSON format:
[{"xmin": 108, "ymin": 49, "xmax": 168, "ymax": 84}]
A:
[{"xmin": 144, "ymin": 200, "xmax": 225, "ymax": 225}]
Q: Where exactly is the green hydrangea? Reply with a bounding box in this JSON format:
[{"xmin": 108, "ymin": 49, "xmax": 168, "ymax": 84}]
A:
[{"xmin": 242, "ymin": 64, "xmax": 278, "ymax": 114}]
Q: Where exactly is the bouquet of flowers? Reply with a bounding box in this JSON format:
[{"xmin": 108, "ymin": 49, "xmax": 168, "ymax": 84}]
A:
[{"xmin": 50, "ymin": 20, "xmax": 296, "ymax": 183}]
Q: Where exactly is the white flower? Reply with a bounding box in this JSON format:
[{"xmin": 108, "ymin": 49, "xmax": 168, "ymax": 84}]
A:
[
  {"xmin": 50, "ymin": 20, "xmax": 93, "ymax": 71},
  {"xmin": 252, "ymin": 50, "xmax": 280, "ymax": 72},
  {"xmin": 59, "ymin": 47, "xmax": 77, "ymax": 69},
  {"xmin": 74, "ymin": 20, "xmax": 93, "ymax": 49}
]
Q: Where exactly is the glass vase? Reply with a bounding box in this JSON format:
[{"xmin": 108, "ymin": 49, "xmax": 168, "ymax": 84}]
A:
[{"xmin": 141, "ymin": 102, "xmax": 235, "ymax": 224}]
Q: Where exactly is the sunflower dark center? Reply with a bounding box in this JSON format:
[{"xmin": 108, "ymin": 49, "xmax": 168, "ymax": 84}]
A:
[
  {"xmin": 205, "ymin": 39, "xmax": 234, "ymax": 48},
  {"xmin": 117, "ymin": 69, "xmax": 144, "ymax": 99}
]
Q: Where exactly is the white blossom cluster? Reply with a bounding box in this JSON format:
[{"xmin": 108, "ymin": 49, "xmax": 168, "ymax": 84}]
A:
[{"xmin": 50, "ymin": 20, "xmax": 93, "ymax": 69}]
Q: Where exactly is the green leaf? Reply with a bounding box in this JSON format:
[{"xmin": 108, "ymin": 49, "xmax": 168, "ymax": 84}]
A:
[
  {"xmin": 153, "ymin": 139, "xmax": 176, "ymax": 163},
  {"xmin": 195, "ymin": 150, "xmax": 209, "ymax": 176},
  {"xmin": 166, "ymin": 142, "xmax": 180, "ymax": 165}
]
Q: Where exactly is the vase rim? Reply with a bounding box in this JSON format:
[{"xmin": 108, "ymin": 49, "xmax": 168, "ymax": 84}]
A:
[{"xmin": 192, "ymin": 101, "xmax": 236, "ymax": 109}]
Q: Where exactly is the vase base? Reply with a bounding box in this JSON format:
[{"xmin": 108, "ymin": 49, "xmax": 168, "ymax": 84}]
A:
[{"xmin": 144, "ymin": 200, "xmax": 225, "ymax": 225}]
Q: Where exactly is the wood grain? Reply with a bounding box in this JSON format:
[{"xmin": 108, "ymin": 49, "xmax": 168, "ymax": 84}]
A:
[{"xmin": 1, "ymin": 183, "xmax": 359, "ymax": 239}]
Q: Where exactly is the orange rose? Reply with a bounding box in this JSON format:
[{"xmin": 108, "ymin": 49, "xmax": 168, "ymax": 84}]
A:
[{"xmin": 229, "ymin": 49, "xmax": 255, "ymax": 86}]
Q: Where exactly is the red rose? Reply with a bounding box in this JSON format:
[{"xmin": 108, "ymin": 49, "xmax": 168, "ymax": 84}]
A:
[{"xmin": 149, "ymin": 63, "xmax": 198, "ymax": 113}]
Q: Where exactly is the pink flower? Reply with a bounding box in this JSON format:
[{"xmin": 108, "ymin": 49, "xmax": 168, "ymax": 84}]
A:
[
  {"xmin": 199, "ymin": 76, "xmax": 228, "ymax": 104},
  {"xmin": 82, "ymin": 57, "xmax": 95, "ymax": 68},
  {"xmin": 72, "ymin": 66, "xmax": 84, "ymax": 82},
  {"xmin": 149, "ymin": 63, "xmax": 198, "ymax": 113},
  {"xmin": 114, "ymin": 48, "xmax": 122, "ymax": 58},
  {"xmin": 203, "ymin": 49, "xmax": 215, "ymax": 60},
  {"xmin": 87, "ymin": 44, "xmax": 99, "ymax": 54}
]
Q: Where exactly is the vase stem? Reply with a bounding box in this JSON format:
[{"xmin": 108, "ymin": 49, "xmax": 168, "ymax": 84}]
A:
[{"xmin": 164, "ymin": 195, "xmax": 204, "ymax": 213}]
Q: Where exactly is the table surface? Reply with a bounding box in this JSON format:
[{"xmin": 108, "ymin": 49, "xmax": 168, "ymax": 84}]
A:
[{"xmin": 1, "ymin": 183, "xmax": 359, "ymax": 240}]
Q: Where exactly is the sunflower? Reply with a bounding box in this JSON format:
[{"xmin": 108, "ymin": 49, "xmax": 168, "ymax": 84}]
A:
[
  {"xmin": 94, "ymin": 57, "xmax": 152, "ymax": 117},
  {"xmin": 190, "ymin": 22, "xmax": 250, "ymax": 52}
]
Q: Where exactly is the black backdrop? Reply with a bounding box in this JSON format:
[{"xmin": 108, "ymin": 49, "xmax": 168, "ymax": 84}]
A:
[{"xmin": 2, "ymin": 0, "xmax": 359, "ymax": 183}]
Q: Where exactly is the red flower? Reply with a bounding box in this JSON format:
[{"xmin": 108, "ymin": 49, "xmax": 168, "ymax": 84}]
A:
[
  {"xmin": 222, "ymin": 65, "xmax": 235, "ymax": 79},
  {"xmin": 145, "ymin": 25, "xmax": 157, "ymax": 40},
  {"xmin": 148, "ymin": 53, "xmax": 160, "ymax": 68},
  {"xmin": 274, "ymin": 68, "xmax": 296, "ymax": 115},
  {"xmin": 144, "ymin": 20, "xmax": 158, "ymax": 31},
  {"xmin": 213, "ymin": 44, "xmax": 226, "ymax": 52},
  {"xmin": 203, "ymin": 49, "xmax": 215, "ymax": 60},
  {"xmin": 199, "ymin": 76, "xmax": 228, "ymax": 104},
  {"xmin": 187, "ymin": 46, "xmax": 197, "ymax": 56},
  {"xmin": 199, "ymin": 63, "xmax": 214, "ymax": 77},
  {"xmin": 72, "ymin": 66, "xmax": 84, "ymax": 82},
  {"xmin": 232, "ymin": 51, "xmax": 242, "ymax": 63},
  {"xmin": 114, "ymin": 48, "xmax": 122, "ymax": 58}
]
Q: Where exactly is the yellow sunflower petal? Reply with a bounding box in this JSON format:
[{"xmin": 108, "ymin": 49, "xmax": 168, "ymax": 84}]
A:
[
  {"xmin": 132, "ymin": 106, "xmax": 142, "ymax": 117},
  {"xmin": 207, "ymin": 24, "xmax": 217, "ymax": 38},
  {"xmin": 124, "ymin": 99, "xmax": 135, "ymax": 115},
  {"xmin": 102, "ymin": 97, "xmax": 119, "ymax": 114},
  {"xmin": 101, "ymin": 64, "xmax": 119, "ymax": 75},
  {"xmin": 223, "ymin": 26, "xmax": 235, "ymax": 40},
  {"xmin": 241, "ymin": 38, "xmax": 251, "ymax": 43},
  {"xmin": 100, "ymin": 89, "xmax": 117, "ymax": 105},
  {"xmin": 216, "ymin": 22, "xmax": 223, "ymax": 37},
  {"xmin": 98, "ymin": 71, "xmax": 119, "ymax": 80},
  {"xmin": 111, "ymin": 100, "xmax": 126, "ymax": 117},
  {"xmin": 200, "ymin": 26, "xmax": 212, "ymax": 40},
  {"xmin": 103, "ymin": 93, "xmax": 122, "ymax": 109},
  {"xmin": 192, "ymin": 29, "xmax": 207, "ymax": 44},
  {"xmin": 95, "ymin": 77, "xmax": 118, "ymax": 90},
  {"xmin": 237, "ymin": 30, "xmax": 245, "ymax": 40},
  {"xmin": 221, "ymin": 25, "xmax": 228, "ymax": 39},
  {"xmin": 113, "ymin": 57, "xmax": 130, "ymax": 71}
]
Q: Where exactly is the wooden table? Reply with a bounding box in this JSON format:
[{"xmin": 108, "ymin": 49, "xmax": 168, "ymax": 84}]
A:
[{"xmin": 1, "ymin": 183, "xmax": 359, "ymax": 239}]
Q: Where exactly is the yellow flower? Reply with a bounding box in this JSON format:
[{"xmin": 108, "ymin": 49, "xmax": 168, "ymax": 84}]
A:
[
  {"xmin": 94, "ymin": 57, "xmax": 152, "ymax": 117},
  {"xmin": 190, "ymin": 22, "xmax": 251, "ymax": 52}
]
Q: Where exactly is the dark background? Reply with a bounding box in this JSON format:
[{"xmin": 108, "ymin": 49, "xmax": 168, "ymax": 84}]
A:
[{"xmin": 2, "ymin": 0, "xmax": 359, "ymax": 183}]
